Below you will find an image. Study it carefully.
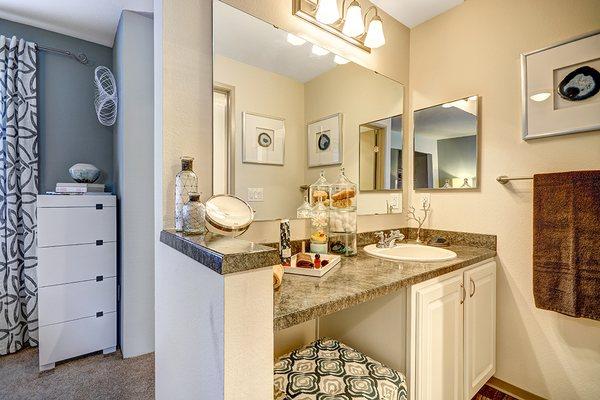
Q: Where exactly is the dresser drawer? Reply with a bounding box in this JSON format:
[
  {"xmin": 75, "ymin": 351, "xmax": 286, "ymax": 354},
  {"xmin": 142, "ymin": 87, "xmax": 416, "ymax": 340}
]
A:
[
  {"xmin": 39, "ymin": 312, "xmax": 116, "ymax": 366},
  {"xmin": 37, "ymin": 206, "xmax": 116, "ymax": 247},
  {"xmin": 38, "ymin": 277, "xmax": 116, "ymax": 327},
  {"xmin": 38, "ymin": 242, "xmax": 116, "ymax": 287}
]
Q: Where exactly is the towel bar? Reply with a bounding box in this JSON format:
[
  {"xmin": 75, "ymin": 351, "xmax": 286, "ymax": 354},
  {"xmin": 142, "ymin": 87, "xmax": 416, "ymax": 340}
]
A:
[{"xmin": 496, "ymin": 175, "xmax": 533, "ymax": 184}]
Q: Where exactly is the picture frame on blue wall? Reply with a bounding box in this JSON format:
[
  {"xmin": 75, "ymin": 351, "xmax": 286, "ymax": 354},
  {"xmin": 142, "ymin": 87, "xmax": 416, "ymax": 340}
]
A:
[{"xmin": 521, "ymin": 30, "xmax": 600, "ymax": 140}]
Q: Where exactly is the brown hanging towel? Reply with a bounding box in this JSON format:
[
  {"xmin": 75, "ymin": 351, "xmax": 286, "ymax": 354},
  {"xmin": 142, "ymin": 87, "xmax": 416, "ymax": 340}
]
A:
[{"xmin": 533, "ymin": 170, "xmax": 600, "ymax": 320}]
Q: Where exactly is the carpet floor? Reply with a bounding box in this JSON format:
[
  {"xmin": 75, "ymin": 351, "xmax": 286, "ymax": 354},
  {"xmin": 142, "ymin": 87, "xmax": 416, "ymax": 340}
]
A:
[
  {"xmin": 1, "ymin": 347, "xmax": 515, "ymax": 400},
  {"xmin": 0, "ymin": 347, "xmax": 154, "ymax": 400}
]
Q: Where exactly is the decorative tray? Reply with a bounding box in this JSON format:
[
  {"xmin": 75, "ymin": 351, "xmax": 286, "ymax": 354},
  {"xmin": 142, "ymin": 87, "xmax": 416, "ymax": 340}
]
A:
[{"xmin": 284, "ymin": 253, "xmax": 341, "ymax": 277}]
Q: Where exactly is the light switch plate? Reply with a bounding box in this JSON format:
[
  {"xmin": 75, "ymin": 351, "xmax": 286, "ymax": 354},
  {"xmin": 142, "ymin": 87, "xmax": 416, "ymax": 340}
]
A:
[{"xmin": 247, "ymin": 187, "xmax": 264, "ymax": 202}]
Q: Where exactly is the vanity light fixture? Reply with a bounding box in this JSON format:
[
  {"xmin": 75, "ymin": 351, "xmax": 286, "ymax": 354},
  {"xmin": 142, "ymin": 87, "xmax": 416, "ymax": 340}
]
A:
[
  {"xmin": 530, "ymin": 92, "xmax": 551, "ymax": 102},
  {"xmin": 311, "ymin": 44, "xmax": 330, "ymax": 56},
  {"xmin": 292, "ymin": 0, "xmax": 386, "ymax": 53},
  {"xmin": 315, "ymin": 0, "xmax": 340, "ymax": 24},
  {"xmin": 287, "ymin": 33, "xmax": 307, "ymax": 46},
  {"xmin": 334, "ymin": 55, "xmax": 350, "ymax": 64},
  {"xmin": 342, "ymin": 1, "xmax": 365, "ymax": 37},
  {"xmin": 363, "ymin": 7, "xmax": 385, "ymax": 48}
]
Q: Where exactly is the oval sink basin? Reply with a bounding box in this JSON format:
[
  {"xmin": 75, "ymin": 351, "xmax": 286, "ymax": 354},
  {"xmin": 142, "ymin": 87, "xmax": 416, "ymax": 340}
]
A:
[{"xmin": 364, "ymin": 243, "xmax": 457, "ymax": 262}]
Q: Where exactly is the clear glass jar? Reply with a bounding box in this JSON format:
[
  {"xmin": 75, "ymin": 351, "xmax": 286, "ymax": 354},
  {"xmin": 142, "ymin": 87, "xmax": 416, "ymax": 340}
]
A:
[
  {"xmin": 182, "ymin": 192, "xmax": 206, "ymax": 235},
  {"xmin": 329, "ymin": 167, "xmax": 357, "ymax": 211},
  {"xmin": 175, "ymin": 156, "xmax": 198, "ymax": 231},
  {"xmin": 309, "ymin": 170, "xmax": 330, "ymax": 207},
  {"xmin": 296, "ymin": 193, "xmax": 312, "ymax": 219},
  {"xmin": 329, "ymin": 167, "xmax": 357, "ymax": 256},
  {"xmin": 310, "ymin": 200, "xmax": 329, "ymax": 253}
]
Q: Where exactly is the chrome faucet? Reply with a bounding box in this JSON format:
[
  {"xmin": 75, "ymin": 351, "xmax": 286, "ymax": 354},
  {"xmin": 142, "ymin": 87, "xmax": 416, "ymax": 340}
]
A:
[{"xmin": 375, "ymin": 230, "xmax": 405, "ymax": 248}]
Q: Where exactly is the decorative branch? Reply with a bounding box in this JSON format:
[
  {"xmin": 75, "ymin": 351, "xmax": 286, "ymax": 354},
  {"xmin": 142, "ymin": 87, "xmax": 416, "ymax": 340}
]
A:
[{"xmin": 406, "ymin": 199, "xmax": 431, "ymax": 243}]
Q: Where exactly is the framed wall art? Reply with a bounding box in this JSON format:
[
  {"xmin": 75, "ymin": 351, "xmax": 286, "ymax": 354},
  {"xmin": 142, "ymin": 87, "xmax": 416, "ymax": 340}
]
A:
[
  {"xmin": 242, "ymin": 112, "xmax": 285, "ymax": 165},
  {"xmin": 307, "ymin": 113, "xmax": 343, "ymax": 167},
  {"xmin": 521, "ymin": 30, "xmax": 600, "ymax": 140}
]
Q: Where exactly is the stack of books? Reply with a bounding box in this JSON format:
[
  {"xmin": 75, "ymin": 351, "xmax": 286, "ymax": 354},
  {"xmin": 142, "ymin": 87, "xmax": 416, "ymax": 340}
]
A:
[{"xmin": 54, "ymin": 183, "xmax": 105, "ymax": 194}]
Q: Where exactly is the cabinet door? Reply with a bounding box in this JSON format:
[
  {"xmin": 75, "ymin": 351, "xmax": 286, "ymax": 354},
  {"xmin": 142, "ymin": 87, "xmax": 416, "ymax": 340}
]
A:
[
  {"xmin": 413, "ymin": 273, "xmax": 464, "ymax": 400},
  {"xmin": 464, "ymin": 261, "xmax": 496, "ymax": 400}
]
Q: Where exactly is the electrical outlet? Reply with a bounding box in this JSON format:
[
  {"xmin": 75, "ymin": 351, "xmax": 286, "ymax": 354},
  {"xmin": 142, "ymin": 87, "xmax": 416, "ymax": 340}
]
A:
[{"xmin": 247, "ymin": 187, "xmax": 264, "ymax": 202}]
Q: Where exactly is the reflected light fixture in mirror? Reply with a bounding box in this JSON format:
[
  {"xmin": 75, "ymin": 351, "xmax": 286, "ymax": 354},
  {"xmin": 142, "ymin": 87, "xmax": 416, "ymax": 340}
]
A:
[
  {"xmin": 530, "ymin": 92, "xmax": 551, "ymax": 102},
  {"xmin": 311, "ymin": 44, "xmax": 330, "ymax": 56},
  {"xmin": 315, "ymin": 0, "xmax": 340, "ymax": 24},
  {"xmin": 287, "ymin": 33, "xmax": 307, "ymax": 46},
  {"xmin": 334, "ymin": 55, "xmax": 350, "ymax": 64}
]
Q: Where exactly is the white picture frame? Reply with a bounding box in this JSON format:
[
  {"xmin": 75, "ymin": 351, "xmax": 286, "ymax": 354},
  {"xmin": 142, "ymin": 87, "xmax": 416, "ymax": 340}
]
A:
[
  {"xmin": 242, "ymin": 112, "xmax": 285, "ymax": 165},
  {"xmin": 307, "ymin": 113, "xmax": 343, "ymax": 167},
  {"xmin": 521, "ymin": 30, "xmax": 600, "ymax": 140}
]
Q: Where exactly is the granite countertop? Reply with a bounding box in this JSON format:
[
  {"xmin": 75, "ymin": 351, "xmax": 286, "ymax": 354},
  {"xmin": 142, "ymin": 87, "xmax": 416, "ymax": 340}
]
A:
[
  {"xmin": 273, "ymin": 244, "xmax": 496, "ymax": 330},
  {"xmin": 160, "ymin": 230, "xmax": 279, "ymax": 274}
]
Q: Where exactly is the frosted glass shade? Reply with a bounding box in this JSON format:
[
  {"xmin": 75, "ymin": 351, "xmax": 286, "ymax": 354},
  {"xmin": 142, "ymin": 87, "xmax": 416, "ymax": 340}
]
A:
[
  {"xmin": 342, "ymin": 2, "xmax": 364, "ymax": 37},
  {"xmin": 315, "ymin": 0, "xmax": 340, "ymax": 24},
  {"xmin": 311, "ymin": 44, "xmax": 330, "ymax": 56},
  {"xmin": 364, "ymin": 17, "xmax": 385, "ymax": 48},
  {"xmin": 334, "ymin": 55, "xmax": 350, "ymax": 64}
]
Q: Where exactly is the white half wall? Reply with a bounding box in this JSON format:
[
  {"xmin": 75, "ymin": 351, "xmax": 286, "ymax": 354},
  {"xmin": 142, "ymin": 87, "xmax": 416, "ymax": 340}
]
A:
[{"xmin": 113, "ymin": 10, "xmax": 155, "ymax": 357}]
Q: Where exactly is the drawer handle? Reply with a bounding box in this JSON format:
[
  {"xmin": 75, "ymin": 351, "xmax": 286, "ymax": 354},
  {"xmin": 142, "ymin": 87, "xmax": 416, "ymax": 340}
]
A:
[
  {"xmin": 96, "ymin": 240, "xmax": 104, "ymax": 246},
  {"xmin": 96, "ymin": 275, "xmax": 104, "ymax": 282},
  {"xmin": 96, "ymin": 204, "xmax": 103, "ymax": 210},
  {"xmin": 96, "ymin": 311, "xmax": 104, "ymax": 318},
  {"xmin": 460, "ymin": 283, "xmax": 466, "ymax": 304},
  {"xmin": 470, "ymin": 278, "xmax": 476, "ymax": 298}
]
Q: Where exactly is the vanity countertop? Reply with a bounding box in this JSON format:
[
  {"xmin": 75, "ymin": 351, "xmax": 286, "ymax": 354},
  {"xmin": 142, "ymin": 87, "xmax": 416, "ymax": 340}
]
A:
[
  {"xmin": 273, "ymin": 244, "xmax": 496, "ymax": 330},
  {"xmin": 160, "ymin": 230, "xmax": 279, "ymax": 274}
]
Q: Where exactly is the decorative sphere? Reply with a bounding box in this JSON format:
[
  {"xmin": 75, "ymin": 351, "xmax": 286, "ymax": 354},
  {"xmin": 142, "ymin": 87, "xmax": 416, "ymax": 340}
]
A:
[{"xmin": 69, "ymin": 163, "xmax": 101, "ymax": 183}]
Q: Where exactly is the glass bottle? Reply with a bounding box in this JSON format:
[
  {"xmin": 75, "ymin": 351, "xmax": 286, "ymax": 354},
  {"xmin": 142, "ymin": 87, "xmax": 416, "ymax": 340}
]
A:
[
  {"xmin": 296, "ymin": 192, "xmax": 312, "ymax": 219},
  {"xmin": 308, "ymin": 170, "xmax": 330, "ymax": 207},
  {"xmin": 175, "ymin": 156, "xmax": 198, "ymax": 231},
  {"xmin": 310, "ymin": 200, "xmax": 329, "ymax": 254},
  {"xmin": 329, "ymin": 166, "xmax": 357, "ymax": 256},
  {"xmin": 182, "ymin": 192, "xmax": 206, "ymax": 235}
]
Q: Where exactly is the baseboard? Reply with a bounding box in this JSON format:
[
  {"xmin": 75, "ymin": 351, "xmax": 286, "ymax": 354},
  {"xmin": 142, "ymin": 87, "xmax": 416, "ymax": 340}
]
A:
[{"xmin": 487, "ymin": 377, "xmax": 547, "ymax": 400}]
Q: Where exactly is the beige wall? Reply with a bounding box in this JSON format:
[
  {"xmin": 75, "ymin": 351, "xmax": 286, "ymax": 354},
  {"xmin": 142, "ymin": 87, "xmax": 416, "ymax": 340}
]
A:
[
  {"xmin": 304, "ymin": 62, "xmax": 404, "ymax": 215},
  {"xmin": 214, "ymin": 55, "xmax": 305, "ymax": 220},
  {"xmin": 408, "ymin": 1, "xmax": 600, "ymax": 398}
]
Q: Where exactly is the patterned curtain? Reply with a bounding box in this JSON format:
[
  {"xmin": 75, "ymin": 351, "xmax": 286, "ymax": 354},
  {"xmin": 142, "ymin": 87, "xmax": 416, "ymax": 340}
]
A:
[{"xmin": 0, "ymin": 35, "xmax": 39, "ymax": 355}]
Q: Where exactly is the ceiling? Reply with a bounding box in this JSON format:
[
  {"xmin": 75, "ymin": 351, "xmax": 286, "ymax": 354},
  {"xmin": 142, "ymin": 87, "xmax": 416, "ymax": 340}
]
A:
[
  {"xmin": 215, "ymin": 1, "xmax": 339, "ymax": 83},
  {"xmin": 0, "ymin": 0, "xmax": 153, "ymax": 47},
  {"xmin": 371, "ymin": 0, "xmax": 463, "ymax": 28},
  {"xmin": 414, "ymin": 105, "xmax": 477, "ymax": 140}
]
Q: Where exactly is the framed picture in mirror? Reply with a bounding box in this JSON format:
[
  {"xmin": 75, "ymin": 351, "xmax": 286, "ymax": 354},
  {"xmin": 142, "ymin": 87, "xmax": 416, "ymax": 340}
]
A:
[
  {"xmin": 307, "ymin": 113, "xmax": 343, "ymax": 167},
  {"xmin": 242, "ymin": 112, "xmax": 285, "ymax": 165},
  {"xmin": 413, "ymin": 96, "xmax": 480, "ymax": 190}
]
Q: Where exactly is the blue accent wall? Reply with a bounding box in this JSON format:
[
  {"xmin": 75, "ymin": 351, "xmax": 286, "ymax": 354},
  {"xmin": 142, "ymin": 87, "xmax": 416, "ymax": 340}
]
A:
[{"xmin": 0, "ymin": 19, "xmax": 114, "ymax": 193}]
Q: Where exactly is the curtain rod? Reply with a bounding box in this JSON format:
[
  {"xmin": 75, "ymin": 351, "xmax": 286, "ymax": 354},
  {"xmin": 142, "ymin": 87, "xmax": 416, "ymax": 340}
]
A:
[{"xmin": 35, "ymin": 44, "xmax": 88, "ymax": 65}]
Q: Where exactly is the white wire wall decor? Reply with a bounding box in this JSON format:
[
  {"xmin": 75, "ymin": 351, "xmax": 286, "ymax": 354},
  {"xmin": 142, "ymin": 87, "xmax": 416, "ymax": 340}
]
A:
[{"xmin": 94, "ymin": 66, "xmax": 118, "ymax": 126}]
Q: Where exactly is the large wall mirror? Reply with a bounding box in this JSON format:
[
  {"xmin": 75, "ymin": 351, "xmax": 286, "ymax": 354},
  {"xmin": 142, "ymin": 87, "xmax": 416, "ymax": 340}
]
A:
[
  {"xmin": 413, "ymin": 96, "xmax": 480, "ymax": 190},
  {"xmin": 212, "ymin": 1, "xmax": 405, "ymax": 221}
]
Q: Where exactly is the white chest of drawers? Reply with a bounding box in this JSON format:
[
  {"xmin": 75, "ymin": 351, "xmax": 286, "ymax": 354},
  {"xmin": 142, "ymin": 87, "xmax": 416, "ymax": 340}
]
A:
[{"xmin": 37, "ymin": 194, "xmax": 117, "ymax": 371}]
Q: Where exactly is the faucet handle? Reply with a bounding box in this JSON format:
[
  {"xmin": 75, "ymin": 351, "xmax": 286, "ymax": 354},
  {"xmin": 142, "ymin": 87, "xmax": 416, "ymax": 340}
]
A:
[
  {"xmin": 390, "ymin": 230, "xmax": 405, "ymax": 240},
  {"xmin": 374, "ymin": 231, "xmax": 386, "ymax": 247}
]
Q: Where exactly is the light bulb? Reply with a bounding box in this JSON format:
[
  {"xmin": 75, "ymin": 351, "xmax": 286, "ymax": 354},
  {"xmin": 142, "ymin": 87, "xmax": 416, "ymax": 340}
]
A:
[
  {"xmin": 334, "ymin": 55, "xmax": 350, "ymax": 64},
  {"xmin": 364, "ymin": 16, "xmax": 385, "ymax": 48},
  {"xmin": 530, "ymin": 92, "xmax": 551, "ymax": 102},
  {"xmin": 287, "ymin": 33, "xmax": 306, "ymax": 46},
  {"xmin": 315, "ymin": 0, "xmax": 340, "ymax": 24},
  {"xmin": 342, "ymin": 1, "xmax": 364, "ymax": 38},
  {"xmin": 311, "ymin": 44, "xmax": 330, "ymax": 56}
]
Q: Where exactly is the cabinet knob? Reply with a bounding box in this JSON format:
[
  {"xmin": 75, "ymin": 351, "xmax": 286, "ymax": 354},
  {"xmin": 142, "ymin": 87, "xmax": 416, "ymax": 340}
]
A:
[
  {"xmin": 96, "ymin": 204, "xmax": 103, "ymax": 210},
  {"xmin": 96, "ymin": 311, "xmax": 104, "ymax": 318}
]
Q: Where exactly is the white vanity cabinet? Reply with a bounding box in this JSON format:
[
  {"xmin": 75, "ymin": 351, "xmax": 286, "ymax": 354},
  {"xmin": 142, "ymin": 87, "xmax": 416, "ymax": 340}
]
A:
[
  {"xmin": 408, "ymin": 259, "xmax": 496, "ymax": 400},
  {"xmin": 37, "ymin": 194, "xmax": 117, "ymax": 371}
]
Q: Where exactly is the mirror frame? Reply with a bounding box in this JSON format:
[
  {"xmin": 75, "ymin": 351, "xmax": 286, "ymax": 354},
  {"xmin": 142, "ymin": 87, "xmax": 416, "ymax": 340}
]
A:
[
  {"xmin": 412, "ymin": 95, "xmax": 481, "ymax": 192},
  {"xmin": 358, "ymin": 114, "xmax": 404, "ymax": 193}
]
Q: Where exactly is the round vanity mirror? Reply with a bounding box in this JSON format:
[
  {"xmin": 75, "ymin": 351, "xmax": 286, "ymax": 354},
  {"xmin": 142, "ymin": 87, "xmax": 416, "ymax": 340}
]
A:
[{"xmin": 205, "ymin": 194, "xmax": 255, "ymax": 237}]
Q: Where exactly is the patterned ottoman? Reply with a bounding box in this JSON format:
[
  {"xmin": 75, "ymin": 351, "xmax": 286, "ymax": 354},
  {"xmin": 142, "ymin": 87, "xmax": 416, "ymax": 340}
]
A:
[{"xmin": 274, "ymin": 338, "xmax": 408, "ymax": 400}]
